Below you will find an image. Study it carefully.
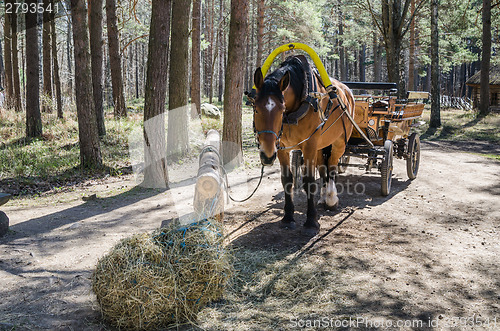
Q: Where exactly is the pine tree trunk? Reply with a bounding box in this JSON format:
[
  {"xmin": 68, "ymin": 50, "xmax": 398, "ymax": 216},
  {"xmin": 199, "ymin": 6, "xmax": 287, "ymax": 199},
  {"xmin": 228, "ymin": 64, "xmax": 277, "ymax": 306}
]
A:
[
  {"xmin": 66, "ymin": 6, "xmax": 73, "ymax": 97},
  {"xmin": 256, "ymin": 0, "xmax": 264, "ymax": 68},
  {"xmin": 4, "ymin": 5, "xmax": 13, "ymax": 109},
  {"xmin": 25, "ymin": 2, "xmax": 42, "ymax": 138},
  {"xmin": 89, "ymin": 0, "xmax": 106, "ymax": 135},
  {"xmin": 42, "ymin": 0, "xmax": 53, "ymax": 113},
  {"xmin": 106, "ymin": 0, "xmax": 127, "ymax": 117},
  {"xmin": 359, "ymin": 45, "xmax": 366, "ymax": 83},
  {"xmin": 10, "ymin": 12, "xmax": 22, "ymax": 113},
  {"xmin": 479, "ymin": 0, "xmax": 491, "ymax": 116},
  {"xmin": 0, "ymin": 39, "xmax": 4, "ymax": 90},
  {"xmin": 167, "ymin": 0, "xmax": 190, "ymax": 161},
  {"xmin": 71, "ymin": 0, "xmax": 103, "ymax": 168},
  {"xmin": 51, "ymin": 8, "xmax": 63, "ymax": 119},
  {"xmin": 142, "ymin": 0, "xmax": 171, "ymax": 188},
  {"xmin": 338, "ymin": 1, "xmax": 347, "ymax": 81},
  {"xmin": 217, "ymin": 0, "xmax": 224, "ymax": 103},
  {"xmin": 373, "ymin": 33, "xmax": 381, "ymax": 82},
  {"xmin": 380, "ymin": 0, "xmax": 410, "ymax": 99},
  {"xmin": 135, "ymin": 41, "xmax": 139, "ymax": 99},
  {"xmin": 408, "ymin": 0, "xmax": 416, "ymax": 91},
  {"xmin": 430, "ymin": 0, "xmax": 441, "ymax": 128},
  {"xmin": 207, "ymin": 0, "xmax": 214, "ymax": 103},
  {"xmin": 247, "ymin": 6, "xmax": 254, "ymax": 90},
  {"xmin": 191, "ymin": 0, "xmax": 201, "ymax": 118},
  {"xmin": 222, "ymin": 0, "xmax": 248, "ymax": 167}
]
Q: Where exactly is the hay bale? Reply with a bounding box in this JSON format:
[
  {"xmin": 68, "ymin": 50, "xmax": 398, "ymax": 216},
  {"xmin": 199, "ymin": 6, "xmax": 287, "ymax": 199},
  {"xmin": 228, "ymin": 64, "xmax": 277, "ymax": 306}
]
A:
[{"xmin": 92, "ymin": 219, "xmax": 232, "ymax": 329}]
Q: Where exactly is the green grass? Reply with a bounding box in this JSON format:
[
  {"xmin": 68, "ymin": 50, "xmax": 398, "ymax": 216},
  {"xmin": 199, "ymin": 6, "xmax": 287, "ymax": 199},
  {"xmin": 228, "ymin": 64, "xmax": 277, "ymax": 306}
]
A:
[
  {"xmin": 469, "ymin": 153, "xmax": 500, "ymax": 161},
  {"xmin": 0, "ymin": 103, "xmax": 228, "ymax": 196},
  {"xmin": 417, "ymin": 108, "xmax": 500, "ymax": 143}
]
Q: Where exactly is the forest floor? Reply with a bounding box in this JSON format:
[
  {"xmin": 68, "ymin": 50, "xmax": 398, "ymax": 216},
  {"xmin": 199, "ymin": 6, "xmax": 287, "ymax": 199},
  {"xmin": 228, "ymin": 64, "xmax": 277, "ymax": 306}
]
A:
[{"xmin": 0, "ymin": 108, "xmax": 499, "ymax": 330}]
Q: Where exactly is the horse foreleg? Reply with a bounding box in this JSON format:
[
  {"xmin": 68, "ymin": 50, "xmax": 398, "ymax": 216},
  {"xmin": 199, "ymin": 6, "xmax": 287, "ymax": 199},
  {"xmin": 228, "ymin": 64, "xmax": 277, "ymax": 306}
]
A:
[
  {"xmin": 278, "ymin": 150, "xmax": 295, "ymax": 229},
  {"xmin": 302, "ymin": 147, "xmax": 320, "ymax": 235}
]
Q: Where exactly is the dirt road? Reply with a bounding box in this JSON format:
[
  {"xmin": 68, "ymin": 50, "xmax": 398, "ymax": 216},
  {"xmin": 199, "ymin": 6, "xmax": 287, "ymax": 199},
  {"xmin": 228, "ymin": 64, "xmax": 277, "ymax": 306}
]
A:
[{"xmin": 1, "ymin": 140, "xmax": 499, "ymax": 330}]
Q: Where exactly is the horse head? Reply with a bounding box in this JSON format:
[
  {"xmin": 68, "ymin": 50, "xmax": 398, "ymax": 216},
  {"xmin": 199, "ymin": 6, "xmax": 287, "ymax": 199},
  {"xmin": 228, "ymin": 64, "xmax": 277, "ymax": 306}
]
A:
[{"xmin": 253, "ymin": 67, "xmax": 290, "ymax": 166}]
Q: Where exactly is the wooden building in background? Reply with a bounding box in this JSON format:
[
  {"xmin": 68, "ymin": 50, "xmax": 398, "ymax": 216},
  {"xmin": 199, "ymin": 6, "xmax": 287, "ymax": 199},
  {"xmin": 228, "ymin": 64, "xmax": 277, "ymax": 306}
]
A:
[{"xmin": 466, "ymin": 65, "xmax": 500, "ymax": 111}]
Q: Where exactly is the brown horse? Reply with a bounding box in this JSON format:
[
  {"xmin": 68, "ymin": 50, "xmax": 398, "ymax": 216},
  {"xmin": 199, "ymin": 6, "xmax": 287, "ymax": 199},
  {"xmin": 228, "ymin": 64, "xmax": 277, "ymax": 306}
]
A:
[{"xmin": 252, "ymin": 56, "xmax": 356, "ymax": 235}]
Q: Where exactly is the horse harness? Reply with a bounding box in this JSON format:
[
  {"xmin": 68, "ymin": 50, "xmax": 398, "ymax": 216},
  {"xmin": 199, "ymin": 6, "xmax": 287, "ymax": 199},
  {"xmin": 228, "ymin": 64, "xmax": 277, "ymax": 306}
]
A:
[{"xmin": 248, "ymin": 55, "xmax": 349, "ymax": 151}]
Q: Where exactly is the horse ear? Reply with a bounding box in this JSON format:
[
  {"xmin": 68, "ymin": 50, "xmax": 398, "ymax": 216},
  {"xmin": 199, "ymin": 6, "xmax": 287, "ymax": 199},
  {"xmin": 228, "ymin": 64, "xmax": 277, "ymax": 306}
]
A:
[
  {"xmin": 279, "ymin": 71, "xmax": 290, "ymax": 92},
  {"xmin": 254, "ymin": 68, "xmax": 264, "ymax": 90}
]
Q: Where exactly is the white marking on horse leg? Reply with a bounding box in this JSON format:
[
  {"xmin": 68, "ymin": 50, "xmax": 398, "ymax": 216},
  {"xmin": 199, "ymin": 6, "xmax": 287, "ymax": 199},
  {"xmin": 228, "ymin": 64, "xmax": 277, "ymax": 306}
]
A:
[
  {"xmin": 266, "ymin": 97, "xmax": 276, "ymax": 112},
  {"xmin": 325, "ymin": 179, "xmax": 339, "ymax": 207}
]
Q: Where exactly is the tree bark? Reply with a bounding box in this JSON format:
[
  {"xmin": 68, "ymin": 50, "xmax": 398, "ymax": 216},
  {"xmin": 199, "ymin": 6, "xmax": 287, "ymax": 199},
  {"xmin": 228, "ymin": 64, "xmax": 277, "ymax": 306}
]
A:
[
  {"xmin": 4, "ymin": 4, "xmax": 13, "ymax": 109},
  {"xmin": 25, "ymin": 2, "xmax": 42, "ymax": 138},
  {"xmin": 373, "ymin": 33, "xmax": 381, "ymax": 82},
  {"xmin": 66, "ymin": 3, "xmax": 73, "ymax": 97},
  {"xmin": 205, "ymin": 0, "xmax": 214, "ymax": 103},
  {"xmin": 10, "ymin": 11, "xmax": 22, "ymax": 113},
  {"xmin": 51, "ymin": 7, "xmax": 63, "ymax": 119},
  {"xmin": 376, "ymin": 0, "xmax": 417, "ymax": 98},
  {"xmin": 359, "ymin": 45, "xmax": 366, "ymax": 82},
  {"xmin": 106, "ymin": 0, "xmax": 127, "ymax": 117},
  {"xmin": 0, "ymin": 38, "xmax": 4, "ymax": 91},
  {"xmin": 430, "ymin": 0, "xmax": 441, "ymax": 128},
  {"xmin": 338, "ymin": 1, "xmax": 347, "ymax": 81},
  {"xmin": 256, "ymin": 0, "xmax": 264, "ymax": 68},
  {"xmin": 191, "ymin": 0, "xmax": 201, "ymax": 118},
  {"xmin": 135, "ymin": 41, "xmax": 139, "ymax": 99},
  {"xmin": 142, "ymin": 0, "xmax": 171, "ymax": 188},
  {"xmin": 479, "ymin": 0, "xmax": 491, "ymax": 116},
  {"xmin": 167, "ymin": 0, "xmax": 190, "ymax": 161},
  {"xmin": 42, "ymin": 0, "xmax": 53, "ymax": 113},
  {"xmin": 408, "ymin": 0, "xmax": 416, "ymax": 91},
  {"xmin": 71, "ymin": 0, "xmax": 103, "ymax": 168},
  {"xmin": 89, "ymin": 0, "xmax": 106, "ymax": 135},
  {"xmin": 222, "ymin": 0, "xmax": 248, "ymax": 167},
  {"xmin": 217, "ymin": 0, "xmax": 224, "ymax": 103}
]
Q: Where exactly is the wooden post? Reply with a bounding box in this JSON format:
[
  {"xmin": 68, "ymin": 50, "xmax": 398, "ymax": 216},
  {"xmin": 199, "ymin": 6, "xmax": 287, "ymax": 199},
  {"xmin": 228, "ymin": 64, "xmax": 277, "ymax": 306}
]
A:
[{"xmin": 193, "ymin": 130, "xmax": 225, "ymax": 221}]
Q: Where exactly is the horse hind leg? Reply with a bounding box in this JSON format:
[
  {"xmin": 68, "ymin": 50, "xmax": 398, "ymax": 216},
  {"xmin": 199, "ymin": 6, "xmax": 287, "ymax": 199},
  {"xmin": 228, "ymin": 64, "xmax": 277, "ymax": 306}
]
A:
[
  {"xmin": 324, "ymin": 141, "xmax": 345, "ymax": 210},
  {"xmin": 316, "ymin": 149, "xmax": 328, "ymax": 205}
]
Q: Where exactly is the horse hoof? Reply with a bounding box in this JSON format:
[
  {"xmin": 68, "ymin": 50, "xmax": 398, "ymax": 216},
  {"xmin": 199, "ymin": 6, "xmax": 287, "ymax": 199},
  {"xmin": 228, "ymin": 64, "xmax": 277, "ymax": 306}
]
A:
[
  {"xmin": 303, "ymin": 217, "xmax": 320, "ymax": 236},
  {"xmin": 280, "ymin": 219, "xmax": 296, "ymax": 230},
  {"xmin": 324, "ymin": 201, "xmax": 339, "ymax": 211},
  {"xmin": 302, "ymin": 226, "xmax": 319, "ymax": 236}
]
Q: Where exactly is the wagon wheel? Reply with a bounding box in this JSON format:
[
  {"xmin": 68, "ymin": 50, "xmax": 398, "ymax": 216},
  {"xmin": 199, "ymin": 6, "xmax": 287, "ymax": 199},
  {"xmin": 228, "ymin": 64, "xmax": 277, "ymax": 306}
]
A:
[
  {"xmin": 406, "ymin": 133, "xmax": 420, "ymax": 180},
  {"xmin": 291, "ymin": 150, "xmax": 303, "ymax": 191},
  {"xmin": 381, "ymin": 140, "xmax": 394, "ymax": 196},
  {"xmin": 337, "ymin": 154, "xmax": 350, "ymax": 174}
]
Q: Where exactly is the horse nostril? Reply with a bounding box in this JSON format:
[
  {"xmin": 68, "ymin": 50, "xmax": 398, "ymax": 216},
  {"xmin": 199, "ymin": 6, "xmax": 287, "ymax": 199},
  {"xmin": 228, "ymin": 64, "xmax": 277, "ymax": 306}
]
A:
[{"xmin": 260, "ymin": 151, "xmax": 276, "ymax": 166}]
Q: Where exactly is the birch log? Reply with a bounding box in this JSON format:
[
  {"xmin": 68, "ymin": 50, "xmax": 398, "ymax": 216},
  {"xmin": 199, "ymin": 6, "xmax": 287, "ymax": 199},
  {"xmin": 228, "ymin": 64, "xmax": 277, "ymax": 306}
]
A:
[{"xmin": 193, "ymin": 130, "xmax": 224, "ymax": 220}]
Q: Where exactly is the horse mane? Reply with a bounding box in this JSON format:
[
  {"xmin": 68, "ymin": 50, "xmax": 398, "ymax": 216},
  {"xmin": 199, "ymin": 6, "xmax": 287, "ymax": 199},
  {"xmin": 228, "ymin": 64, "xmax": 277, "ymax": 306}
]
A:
[{"xmin": 260, "ymin": 56, "xmax": 305, "ymax": 103}]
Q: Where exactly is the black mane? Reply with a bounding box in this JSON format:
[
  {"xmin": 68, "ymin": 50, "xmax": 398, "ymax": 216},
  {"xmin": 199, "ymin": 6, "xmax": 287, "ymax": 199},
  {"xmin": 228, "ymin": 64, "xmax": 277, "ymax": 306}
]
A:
[{"xmin": 259, "ymin": 56, "xmax": 305, "ymax": 103}]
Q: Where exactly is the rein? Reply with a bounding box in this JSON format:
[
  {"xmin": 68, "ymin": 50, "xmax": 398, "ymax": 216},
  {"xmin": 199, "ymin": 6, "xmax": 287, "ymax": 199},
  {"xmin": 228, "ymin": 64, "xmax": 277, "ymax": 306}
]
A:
[{"xmin": 224, "ymin": 165, "xmax": 266, "ymax": 202}]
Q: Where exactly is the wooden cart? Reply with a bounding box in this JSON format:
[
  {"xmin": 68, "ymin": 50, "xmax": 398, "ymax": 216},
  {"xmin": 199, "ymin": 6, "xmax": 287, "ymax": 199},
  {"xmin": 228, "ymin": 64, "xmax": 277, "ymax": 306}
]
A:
[
  {"xmin": 337, "ymin": 82, "xmax": 427, "ymax": 195},
  {"xmin": 291, "ymin": 83, "xmax": 427, "ymax": 196}
]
